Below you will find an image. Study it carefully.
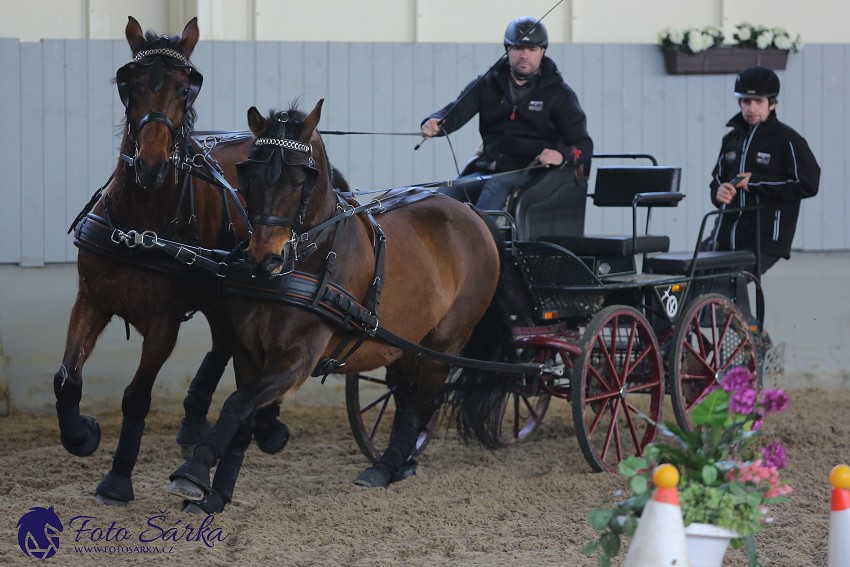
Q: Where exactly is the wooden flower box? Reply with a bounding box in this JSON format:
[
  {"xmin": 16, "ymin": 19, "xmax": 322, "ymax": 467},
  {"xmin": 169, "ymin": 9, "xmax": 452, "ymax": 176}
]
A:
[{"xmin": 663, "ymin": 47, "xmax": 789, "ymax": 75}]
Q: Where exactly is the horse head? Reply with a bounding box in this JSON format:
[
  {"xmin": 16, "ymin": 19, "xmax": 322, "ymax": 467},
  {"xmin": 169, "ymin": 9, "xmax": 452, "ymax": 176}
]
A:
[
  {"xmin": 117, "ymin": 16, "xmax": 202, "ymax": 190},
  {"xmin": 238, "ymin": 100, "xmax": 330, "ymax": 277}
]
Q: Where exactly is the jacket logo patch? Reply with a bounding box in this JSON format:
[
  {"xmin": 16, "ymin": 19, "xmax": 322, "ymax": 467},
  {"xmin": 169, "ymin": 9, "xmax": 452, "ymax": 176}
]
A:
[
  {"xmin": 755, "ymin": 152, "xmax": 771, "ymax": 165},
  {"xmin": 724, "ymin": 151, "xmax": 736, "ymax": 162},
  {"xmin": 528, "ymin": 100, "xmax": 543, "ymax": 111}
]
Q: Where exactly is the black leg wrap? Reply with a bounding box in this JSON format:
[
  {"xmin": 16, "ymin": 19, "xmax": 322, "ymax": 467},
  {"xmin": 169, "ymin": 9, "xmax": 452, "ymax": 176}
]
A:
[
  {"xmin": 253, "ymin": 403, "xmax": 290, "ymax": 455},
  {"xmin": 56, "ymin": 402, "xmax": 101, "ymax": 457},
  {"xmin": 177, "ymin": 352, "xmax": 229, "ymax": 447},
  {"xmin": 208, "ymin": 449, "xmax": 246, "ymax": 507},
  {"xmin": 94, "ymin": 418, "xmax": 145, "ymax": 503}
]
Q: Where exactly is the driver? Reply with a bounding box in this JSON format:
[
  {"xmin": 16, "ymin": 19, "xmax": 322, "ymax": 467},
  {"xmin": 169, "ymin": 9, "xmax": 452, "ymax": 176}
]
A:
[{"xmin": 420, "ymin": 16, "xmax": 593, "ymax": 211}]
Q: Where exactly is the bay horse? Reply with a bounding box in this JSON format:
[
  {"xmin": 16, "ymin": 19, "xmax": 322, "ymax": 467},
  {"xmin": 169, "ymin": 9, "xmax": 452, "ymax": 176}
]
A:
[
  {"xmin": 54, "ymin": 16, "xmax": 292, "ymax": 506},
  {"xmin": 167, "ymin": 101, "xmax": 525, "ymax": 511}
]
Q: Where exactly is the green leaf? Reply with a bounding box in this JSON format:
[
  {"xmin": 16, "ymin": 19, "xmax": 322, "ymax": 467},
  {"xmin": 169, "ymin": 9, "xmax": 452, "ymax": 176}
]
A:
[
  {"xmin": 587, "ymin": 509, "xmax": 615, "ymax": 530},
  {"xmin": 691, "ymin": 389, "xmax": 729, "ymax": 426},
  {"xmin": 629, "ymin": 474, "xmax": 649, "ymax": 494},
  {"xmin": 599, "ymin": 532, "xmax": 621, "ymax": 557},
  {"xmin": 619, "ymin": 455, "xmax": 649, "ymax": 477},
  {"xmin": 581, "ymin": 540, "xmax": 599, "ymax": 555},
  {"xmin": 623, "ymin": 515, "xmax": 639, "ymax": 537},
  {"xmin": 701, "ymin": 464, "xmax": 719, "ymax": 484}
]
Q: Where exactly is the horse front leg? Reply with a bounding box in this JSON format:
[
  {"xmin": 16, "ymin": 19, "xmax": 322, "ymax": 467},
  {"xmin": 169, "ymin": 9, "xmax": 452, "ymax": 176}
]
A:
[
  {"xmin": 54, "ymin": 291, "xmax": 111, "ymax": 458},
  {"xmin": 95, "ymin": 317, "xmax": 181, "ymax": 505},
  {"xmin": 176, "ymin": 305, "xmax": 289, "ymax": 458}
]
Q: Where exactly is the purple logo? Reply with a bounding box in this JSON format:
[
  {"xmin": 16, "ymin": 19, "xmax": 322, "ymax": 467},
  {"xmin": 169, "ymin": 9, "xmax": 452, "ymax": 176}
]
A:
[{"xmin": 17, "ymin": 506, "xmax": 64, "ymax": 559}]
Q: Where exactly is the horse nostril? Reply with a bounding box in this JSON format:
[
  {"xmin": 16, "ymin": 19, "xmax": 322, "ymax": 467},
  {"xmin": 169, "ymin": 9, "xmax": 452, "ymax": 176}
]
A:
[{"xmin": 261, "ymin": 255, "xmax": 285, "ymax": 276}]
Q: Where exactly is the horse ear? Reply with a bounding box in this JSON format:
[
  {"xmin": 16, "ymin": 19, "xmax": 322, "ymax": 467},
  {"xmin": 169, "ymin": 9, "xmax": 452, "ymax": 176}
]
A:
[
  {"xmin": 177, "ymin": 17, "xmax": 200, "ymax": 58},
  {"xmin": 302, "ymin": 99, "xmax": 324, "ymax": 136},
  {"xmin": 247, "ymin": 106, "xmax": 265, "ymax": 137},
  {"xmin": 125, "ymin": 16, "xmax": 146, "ymax": 55}
]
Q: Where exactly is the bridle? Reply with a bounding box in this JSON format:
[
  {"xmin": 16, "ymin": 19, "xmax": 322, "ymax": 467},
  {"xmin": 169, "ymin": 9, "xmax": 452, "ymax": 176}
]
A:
[
  {"xmin": 237, "ymin": 111, "xmax": 319, "ymax": 230},
  {"xmin": 115, "ymin": 36, "xmax": 204, "ymax": 169}
]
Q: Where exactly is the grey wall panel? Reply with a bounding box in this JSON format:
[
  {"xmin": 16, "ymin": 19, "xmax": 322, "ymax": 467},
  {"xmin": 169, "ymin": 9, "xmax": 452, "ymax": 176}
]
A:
[
  {"xmin": 0, "ymin": 39, "xmax": 21, "ymax": 264},
  {"xmin": 20, "ymin": 42, "xmax": 45, "ymax": 267},
  {"xmin": 0, "ymin": 41, "xmax": 844, "ymax": 265}
]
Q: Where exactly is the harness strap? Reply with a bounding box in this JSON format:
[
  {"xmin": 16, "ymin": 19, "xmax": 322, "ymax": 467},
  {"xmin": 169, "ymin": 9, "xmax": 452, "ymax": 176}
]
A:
[{"xmin": 222, "ymin": 270, "xmax": 543, "ymax": 376}]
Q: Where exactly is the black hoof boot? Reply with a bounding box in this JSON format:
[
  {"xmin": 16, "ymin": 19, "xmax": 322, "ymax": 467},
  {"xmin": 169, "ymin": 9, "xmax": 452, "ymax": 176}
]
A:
[
  {"xmin": 168, "ymin": 461, "xmax": 212, "ymax": 502},
  {"xmin": 60, "ymin": 415, "xmax": 101, "ymax": 457},
  {"xmin": 182, "ymin": 488, "xmax": 227, "ymax": 514},
  {"xmin": 353, "ymin": 463, "xmax": 394, "ymax": 488},
  {"xmin": 391, "ymin": 459, "xmax": 418, "ymax": 483},
  {"xmin": 176, "ymin": 419, "xmax": 211, "ymax": 460},
  {"xmin": 254, "ymin": 420, "xmax": 290, "ymax": 455},
  {"xmin": 95, "ymin": 471, "xmax": 134, "ymax": 505}
]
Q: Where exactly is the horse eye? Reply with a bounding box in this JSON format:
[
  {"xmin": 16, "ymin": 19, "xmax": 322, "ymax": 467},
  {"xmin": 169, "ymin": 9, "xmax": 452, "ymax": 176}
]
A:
[{"xmin": 181, "ymin": 86, "xmax": 191, "ymax": 97}]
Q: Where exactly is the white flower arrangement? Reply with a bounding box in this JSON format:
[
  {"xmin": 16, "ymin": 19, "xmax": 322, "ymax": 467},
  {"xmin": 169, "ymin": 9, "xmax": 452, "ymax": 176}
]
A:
[
  {"xmin": 658, "ymin": 23, "xmax": 802, "ymax": 54},
  {"xmin": 733, "ymin": 23, "xmax": 802, "ymax": 53},
  {"xmin": 658, "ymin": 25, "xmax": 724, "ymax": 53}
]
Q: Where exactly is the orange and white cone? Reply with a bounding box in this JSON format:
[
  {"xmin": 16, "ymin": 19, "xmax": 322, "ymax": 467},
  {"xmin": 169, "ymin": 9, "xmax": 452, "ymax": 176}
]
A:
[
  {"xmin": 623, "ymin": 464, "xmax": 690, "ymax": 567},
  {"xmin": 829, "ymin": 464, "xmax": 850, "ymax": 567}
]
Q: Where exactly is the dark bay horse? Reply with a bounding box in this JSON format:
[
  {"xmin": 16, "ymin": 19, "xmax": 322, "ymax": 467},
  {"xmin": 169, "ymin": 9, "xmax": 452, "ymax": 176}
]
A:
[
  {"xmin": 167, "ymin": 101, "xmax": 521, "ymax": 510},
  {"xmin": 54, "ymin": 17, "xmax": 291, "ymax": 506}
]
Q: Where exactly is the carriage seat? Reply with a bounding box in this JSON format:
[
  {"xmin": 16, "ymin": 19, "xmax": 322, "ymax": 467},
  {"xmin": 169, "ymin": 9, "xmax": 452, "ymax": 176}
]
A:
[
  {"xmin": 538, "ymin": 166, "xmax": 683, "ymax": 257},
  {"xmin": 643, "ymin": 249, "xmax": 757, "ymax": 274}
]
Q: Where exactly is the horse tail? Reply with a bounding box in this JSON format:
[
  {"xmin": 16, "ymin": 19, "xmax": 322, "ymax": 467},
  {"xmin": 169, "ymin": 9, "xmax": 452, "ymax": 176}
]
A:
[{"xmin": 446, "ymin": 210, "xmax": 535, "ymax": 449}]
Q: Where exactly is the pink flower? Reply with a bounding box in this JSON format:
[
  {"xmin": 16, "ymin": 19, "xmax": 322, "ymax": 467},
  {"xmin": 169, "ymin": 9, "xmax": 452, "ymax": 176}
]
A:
[
  {"xmin": 729, "ymin": 387, "xmax": 758, "ymax": 414},
  {"xmin": 721, "ymin": 367, "xmax": 755, "ymax": 392},
  {"xmin": 761, "ymin": 389, "xmax": 790, "ymax": 413},
  {"xmin": 761, "ymin": 443, "xmax": 787, "ymax": 469}
]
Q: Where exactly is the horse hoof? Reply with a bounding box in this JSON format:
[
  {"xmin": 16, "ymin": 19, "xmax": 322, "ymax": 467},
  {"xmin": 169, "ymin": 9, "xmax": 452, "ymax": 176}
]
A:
[
  {"xmin": 182, "ymin": 501, "xmax": 206, "ymax": 515},
  {"xmin": 95, "ymin": 493, "xmax": 129, "ymax": 507},
  {"xmin": 175, "ymin": 419, "xmax": 211, "ymax": 450},
  {"xmin": 60, "ymin": 415, "xmax": 101, "ymax": 457},
  {"xmin": 254, "ymin": 420, "xmax": 290, "ymax": 455},
  {"xmin": 168, "ymin": 478, "xmax": 206, "ymax": 502},
  {"xmin": 391, "ymin": 459, "xmax": 418, "ymax": 483},
  {"xmin": 168, "ymin": 460, "xmax": 212, "ymax": 501},
  {"xmin": 353, "ymin": 463, "xmax": 392, "ymax": 489},
  {"xmin": 95, "ymin": 471, "xmax": 134, "ymax": 504},
  {"xmin": 182, "ymin": 489, "xmax": 226, "ymax": 514},
  {"xmin": 178, "ymin": 444, "xmax": 196, "ymax": 461}
]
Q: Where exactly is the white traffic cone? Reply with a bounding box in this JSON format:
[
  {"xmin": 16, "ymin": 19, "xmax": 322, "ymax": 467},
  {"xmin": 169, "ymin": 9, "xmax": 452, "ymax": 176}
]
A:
[
  {"xmin": 623, "ymin": 464, "xmax": 690, "ymax": 567},
  {"xmin": 828, "ymin": 464, "xmax": 850, "ymax": 567}
]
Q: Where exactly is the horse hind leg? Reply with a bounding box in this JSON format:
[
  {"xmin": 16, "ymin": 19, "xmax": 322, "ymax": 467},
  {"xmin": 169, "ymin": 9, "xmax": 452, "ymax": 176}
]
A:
[
  {"xmin": 353, "ymin": 362, "xmax": 444, "ymax": 489},
  {"xmin": 178, "ymin": 355, "xmax": 288, "ymax": 458}
]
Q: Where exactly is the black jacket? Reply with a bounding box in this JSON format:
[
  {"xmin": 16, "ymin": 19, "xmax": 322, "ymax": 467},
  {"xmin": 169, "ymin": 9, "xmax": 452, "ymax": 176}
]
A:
[
  {"xmin": 710, "ymin": 111, "xmax": 820, "ymax": 258},
  {"xmin": 424, "ymin": 57, "xmax": 593, "ymax": 173}
]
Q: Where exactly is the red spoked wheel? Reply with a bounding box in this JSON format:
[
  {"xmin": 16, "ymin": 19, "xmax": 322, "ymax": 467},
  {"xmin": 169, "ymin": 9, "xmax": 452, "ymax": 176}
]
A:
[
  {"xmin": 494, "ymin": 344, "xmax": 556, "ymax": 446},
  {"xmin": 572, "ymin": 305, "xmax": 664, "ymax": 472},
  {"xmin": 345, "ymin": 372, "xmax": 438, "ymax": 463},
  {"xmin": 669, "ymin": 293, "xmax": 758, "ymax": 430}
]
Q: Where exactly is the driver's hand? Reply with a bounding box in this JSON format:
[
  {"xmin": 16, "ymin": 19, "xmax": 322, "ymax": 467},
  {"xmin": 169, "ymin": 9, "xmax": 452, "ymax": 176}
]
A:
[
  {"xmin": 537, "ymin": 148, "xmax": 564, "ymax": 168},
  {"xmin": 421, "ymin": 118, "xmax": 442, "ymax": 138},
  {"xmin": 716, "ymin": 183, "xmax": 737, "ymax": 204}
]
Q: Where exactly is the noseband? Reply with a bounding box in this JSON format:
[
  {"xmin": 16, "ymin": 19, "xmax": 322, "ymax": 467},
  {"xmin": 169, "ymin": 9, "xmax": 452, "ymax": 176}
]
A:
[{"xmin": 239, "ymin": 112, "xmax": 319, "ymax": 230}]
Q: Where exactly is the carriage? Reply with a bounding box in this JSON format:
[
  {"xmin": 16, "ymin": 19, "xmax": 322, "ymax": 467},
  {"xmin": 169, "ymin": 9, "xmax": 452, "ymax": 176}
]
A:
[
  {"xmin": 58, "ymin": 17, "xmax": 782, "ymax": 511},
  {"xmin": 343, "ymin": 152, "xmax": 781, "ymax": 473}
]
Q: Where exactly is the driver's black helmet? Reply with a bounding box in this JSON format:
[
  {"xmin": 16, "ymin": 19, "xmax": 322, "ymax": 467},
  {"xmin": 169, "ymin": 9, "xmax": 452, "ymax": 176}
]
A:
[
  {"xmin": 734, "ymin": 66, "xmax": 780, "ymax": 98},
  {"xmin": 504, "ymin": 16, "xmax": 548, "ymax": 49}
]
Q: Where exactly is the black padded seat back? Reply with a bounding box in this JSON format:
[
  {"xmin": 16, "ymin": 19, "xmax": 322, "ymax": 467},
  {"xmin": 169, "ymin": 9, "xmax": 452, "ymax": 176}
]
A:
[
  {"xmin": 511, "ymin": 175, "xmax": 588, "ymax": 240},
  {"xmin": 591, "ymin": 166, "xmax": 682, "ymax": 206},
  {"xmin": 544, "ymin": 234, "xmax": 670, "ymax": 256}
]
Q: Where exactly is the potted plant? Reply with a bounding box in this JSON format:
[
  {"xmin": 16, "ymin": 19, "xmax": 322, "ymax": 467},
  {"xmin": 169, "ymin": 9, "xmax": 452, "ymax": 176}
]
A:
[
  {"xmin": 658, "ymin": 23, "xmax": 801, "ymax": 74},
  {"xmin": 583, "ymin": 366, "xmax": 792, "ymax": 567}
]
